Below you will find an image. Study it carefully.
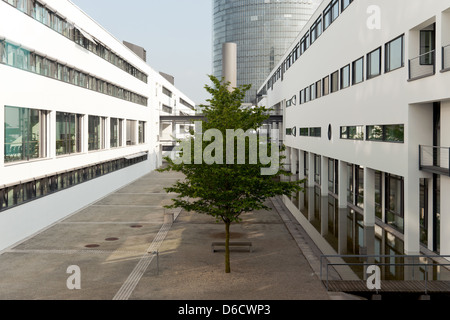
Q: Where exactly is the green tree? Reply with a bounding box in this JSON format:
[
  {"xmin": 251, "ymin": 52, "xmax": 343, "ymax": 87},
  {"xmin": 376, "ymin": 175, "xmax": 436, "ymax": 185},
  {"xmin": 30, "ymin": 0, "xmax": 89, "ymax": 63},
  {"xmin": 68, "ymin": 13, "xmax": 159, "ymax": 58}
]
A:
[{"xmin": 158, "ymin": 75, "xmax": 304, "ymax": 273}]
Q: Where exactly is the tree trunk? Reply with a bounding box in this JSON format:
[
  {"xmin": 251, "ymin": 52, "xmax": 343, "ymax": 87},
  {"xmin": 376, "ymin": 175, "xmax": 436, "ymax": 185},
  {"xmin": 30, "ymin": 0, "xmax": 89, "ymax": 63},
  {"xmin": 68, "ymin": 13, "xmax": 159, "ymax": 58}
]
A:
[{"xmin": 225, "ymin": 220, "xmax": 231, "ymax": 273}]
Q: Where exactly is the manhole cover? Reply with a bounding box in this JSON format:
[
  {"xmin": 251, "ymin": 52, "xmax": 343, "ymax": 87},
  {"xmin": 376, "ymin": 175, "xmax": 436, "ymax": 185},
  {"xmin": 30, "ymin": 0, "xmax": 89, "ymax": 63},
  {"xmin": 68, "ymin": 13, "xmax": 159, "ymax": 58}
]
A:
[
  {"xmin": 105, "ymin": 237, "xmax": 119, "ymax": 241},
  {"xmin": 85, "ymin": 244, "xmax": 100, "ymax": 248}
]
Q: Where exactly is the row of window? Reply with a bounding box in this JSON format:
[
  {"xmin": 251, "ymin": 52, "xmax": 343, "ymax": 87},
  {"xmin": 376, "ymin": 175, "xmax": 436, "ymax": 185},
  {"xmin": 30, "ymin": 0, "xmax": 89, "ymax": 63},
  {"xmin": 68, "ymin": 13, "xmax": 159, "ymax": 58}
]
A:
[
  {"xmin": 303, "ymin": 154, "xmax": 405, "ymax": 233},
  {"xmin": 0, "ymin": 40, "xmax": 148, "ymax": 106},
  {"xmin": 341, "ymin": 124, "xmax": 405, "ymax": 143},
  {"xmin": 286, "ymin": 124, "xmax": 404, "ymax": 143},
  {"xmin": 296, "ymin": 35, "xmax": 404, "ymax": 105},
  {"xmin": 2, "ymin": 0, "xmax": 148, "ymax": 83},
  {"xmin": 263, "ymin": 0, "xmax": 354, "ymax": 92},
  {"xmin": 0, "ymin": 153, "xmax": 148, "ymax": 212},
  {"xmin": 286, "ymin": 127, "xmax": 322, "ymax": 138},
  {"xmin": 180, "ymin": 98, "xmax": 195, "ymax": 111},
  {"xmin": 4, "ymin": 106, "xmax": 147, "ymax": 164}
]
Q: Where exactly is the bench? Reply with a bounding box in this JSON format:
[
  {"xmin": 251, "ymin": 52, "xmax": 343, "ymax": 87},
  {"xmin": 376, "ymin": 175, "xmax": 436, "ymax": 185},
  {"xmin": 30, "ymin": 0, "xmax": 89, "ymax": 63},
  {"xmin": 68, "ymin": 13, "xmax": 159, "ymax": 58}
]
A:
[{"xmin": 211, "ymin": 242, "xmax": 253, "ymax": 253}]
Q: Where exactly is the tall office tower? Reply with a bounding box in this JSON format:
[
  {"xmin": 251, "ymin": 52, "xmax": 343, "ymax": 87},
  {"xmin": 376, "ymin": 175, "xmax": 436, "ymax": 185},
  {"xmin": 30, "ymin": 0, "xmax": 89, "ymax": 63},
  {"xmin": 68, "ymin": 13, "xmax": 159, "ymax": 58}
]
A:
[{"xmin": 212, "ymin": 0, "xmax": 320, "ymax": 104}]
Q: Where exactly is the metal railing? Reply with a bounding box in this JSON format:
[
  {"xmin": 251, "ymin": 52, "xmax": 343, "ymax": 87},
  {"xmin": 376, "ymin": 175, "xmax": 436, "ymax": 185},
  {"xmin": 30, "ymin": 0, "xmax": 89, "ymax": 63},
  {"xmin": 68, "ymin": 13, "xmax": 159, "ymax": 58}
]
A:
[
  {"xmin": 419, "ymin": 145, "xmax": 450, "ymax": 176},
  {"xmin": 320, "ymin": 254, "xmax": 450, "ymax": 294},
  {"xmin": 409, "ymin": 50, "xmax": 435, "ymax": 80}
]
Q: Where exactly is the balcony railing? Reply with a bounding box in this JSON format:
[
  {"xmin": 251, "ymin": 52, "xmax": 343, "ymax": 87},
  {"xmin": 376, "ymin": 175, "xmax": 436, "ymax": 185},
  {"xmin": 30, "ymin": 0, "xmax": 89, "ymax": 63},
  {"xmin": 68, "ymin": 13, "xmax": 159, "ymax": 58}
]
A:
[
  {"xmin": 419, "ymin": 145, "xmax": 450, "ymax": 176},
  {"xmin": 442, "ymin": 45, "xmax": 450, "ymax": 71},
  {"xmin": 408, "ymin": 50, "xmax": 435, "ymax": 81}
]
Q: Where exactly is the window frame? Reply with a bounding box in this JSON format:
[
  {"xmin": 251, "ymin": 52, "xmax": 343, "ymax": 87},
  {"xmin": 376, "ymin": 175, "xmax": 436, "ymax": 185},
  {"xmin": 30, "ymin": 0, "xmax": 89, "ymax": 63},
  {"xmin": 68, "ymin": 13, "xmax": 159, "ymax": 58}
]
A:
[
  {"xmin": 385, "ymin": 34, "xmax": 405, "ymax": 73},
  {"xmin": 367, "ymin": 46, "xmax": 382, "ymax": 79},
  {"xmin": 352, "ymin": 56, "xmax": 365, "ymax": 85},
  {"xmin": 340, "ymin": 64, "xmax": 351, "ymax": 89}
]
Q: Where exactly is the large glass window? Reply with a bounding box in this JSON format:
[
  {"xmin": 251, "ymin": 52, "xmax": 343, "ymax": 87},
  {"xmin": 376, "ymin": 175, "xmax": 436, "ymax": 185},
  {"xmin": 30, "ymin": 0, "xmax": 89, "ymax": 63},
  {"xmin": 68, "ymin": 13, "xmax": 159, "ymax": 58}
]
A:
[
  {"xmin": 56, "ymin": 112, "xmax": 82, "ymax": 156},
  {"xmin": 110, "ymin": 118, "xmax": 123, "ymax": 148},
  {"xmin": 375, "ymin": 171, "xmax": 382, "ymax": 219},
  {"xmin": 420, "ymin": 178, "xmax": 428, "ymax": 245},
  {"xmin": 4, "ymin": 106, "xmax": 47, "ymax": 163},
  {"xmin": 88, "ymin": 116, "xmax": 105, "ymax": 151},
  {"xmin": 367, "ymin": 124, "xmax": 404, "ymax": 143},
  {"xmin": 367, "ymin": 47, "xmax": 381, "ymax": 79},
  {"xmin": 352, "ymin": 57, "xmax": 364, "ymax": 84},
  {"xmin": 385, "ymin": 35, "xmax": 404, "ymax": 72},
  {"xmin": 126, "ymin": 120, "xmax": 137, "ymax": 146},
  {"xmin": 386, "ymin": 174, "xmax": 404, "ymax": 232},
  {"xmin": 138, "ymin": 121, "xmax": 146, "ymax": 144},
  {"xmin": 340, "ymin": 126, "xmax": 364, "ymax": 140}
]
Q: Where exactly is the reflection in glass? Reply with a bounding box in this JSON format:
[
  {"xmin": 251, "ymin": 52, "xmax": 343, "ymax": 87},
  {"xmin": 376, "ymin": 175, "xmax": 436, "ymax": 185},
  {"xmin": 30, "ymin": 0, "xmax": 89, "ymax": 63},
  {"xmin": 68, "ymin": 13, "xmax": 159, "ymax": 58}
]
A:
[{"xmin": 4, "ymin": 106, "xmax": 44, "ymax": 163}]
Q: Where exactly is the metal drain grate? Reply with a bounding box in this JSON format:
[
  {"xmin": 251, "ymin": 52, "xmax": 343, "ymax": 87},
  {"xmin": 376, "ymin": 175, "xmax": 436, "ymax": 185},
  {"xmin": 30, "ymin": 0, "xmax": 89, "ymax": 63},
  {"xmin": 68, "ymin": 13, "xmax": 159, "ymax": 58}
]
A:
[
  {"xmin": 85, "ymin": 244, "xmax": 100, "ymax": 248},
  {"xmin": 105, "ymin": 237, "xmax": 119, "ymax": 241}
]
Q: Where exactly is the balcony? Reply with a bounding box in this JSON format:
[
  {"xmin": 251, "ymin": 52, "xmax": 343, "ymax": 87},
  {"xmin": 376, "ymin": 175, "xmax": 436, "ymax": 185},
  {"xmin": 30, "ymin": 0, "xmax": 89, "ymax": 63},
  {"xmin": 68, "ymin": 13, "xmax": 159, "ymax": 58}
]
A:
[
  {"xmin": 408, "ymin": 50, "xmax": 435, "ymax": 81},
  {"xmin": 419, "ymin": 145, "xmax": 450, "ymax": 176}
]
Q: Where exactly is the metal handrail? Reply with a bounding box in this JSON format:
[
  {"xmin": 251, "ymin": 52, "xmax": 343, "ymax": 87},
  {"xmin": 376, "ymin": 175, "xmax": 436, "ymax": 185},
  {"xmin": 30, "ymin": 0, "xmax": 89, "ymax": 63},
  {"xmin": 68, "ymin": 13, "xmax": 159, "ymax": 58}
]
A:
[
  {"xmin": 320, "ymin": 254, "xmax": 450, "ymax": 294},
  {"xmin": 409, "ymin": 50, "xmax": 436, "ymax": 80}
]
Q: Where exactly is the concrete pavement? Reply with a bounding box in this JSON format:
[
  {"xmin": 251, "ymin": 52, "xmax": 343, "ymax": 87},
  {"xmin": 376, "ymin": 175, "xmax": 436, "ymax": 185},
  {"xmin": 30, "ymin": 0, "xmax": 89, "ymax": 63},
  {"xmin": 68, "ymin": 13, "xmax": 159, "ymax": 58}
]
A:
[{"xmin": 0, "ymin": 167, "xmax": 354, "ymax": 300}]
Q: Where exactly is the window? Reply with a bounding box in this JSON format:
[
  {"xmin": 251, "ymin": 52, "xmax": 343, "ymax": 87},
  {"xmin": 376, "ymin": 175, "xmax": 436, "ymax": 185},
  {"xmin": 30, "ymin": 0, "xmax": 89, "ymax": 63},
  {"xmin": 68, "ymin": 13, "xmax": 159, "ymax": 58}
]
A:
[
  {"xmin": 304, "ymin": 86, "xmax": 310, "ymax": 102},
  {"xmin": 324, "ymin": 0, "xmax": 339, "ymax": 30},
  {"xmin": 162, "ymin": 104, "xmax": 173, "ymax": 114},
  {"xmin": 420, "ymin": 27, "xmax": 435, "ymax": 65},
  {"xmin": 322, "ymin": 76, "xmax": 330, "ymax": 96},
  {"xmin": 366, "ymin": 124, "xmax": 404, "ymax": 143},
  {"xmin": 367, "ymin": 47, "xmax": 381, "ymax": 79},
  {"xmin": 0, "ymin": 40, "xmax": 5, "ymax": 64},
  {"xmin": 138, "ymin": 121, "xmax": 146, "ymax": 144},
  {"xmin": 300, "ymin": 128, "xmax": 309, "ymax": 136},
  {"xmin": 341, "ymin": 0, "xmax": 353, "ymax": 12},
  {"xmin": 340, "ymin": 126, "xmax": 364, "ymax": 140},
  {"xmin": 310, "ymin": 16, "xmax": 323, "ymax": 44},
  {"xmin": 300, "ymin": 89, "xmax": 305, "ymax": 105},
  {"xmin": 4, "ymin": 106, "xmax": 47, "ymax": 163},
  {"xmin": 314, "ymin": 155, "xmax": 321, "ymax": 184},
  {"xmin": 88, "ymin": 116, "xmax": 105, "ymax": 151},
  {"xmin": 385, "ymin": 35, "xmax": 404, "ymax": 72},
  {"xmin": 56, "ymin": 112, "xmax": 82, "ymax": 156},
  {"xmin": 352, "ymin": 57, "xmax": 364, "ymax": 84},
  {"xmin": 126, "ymin": 120, "xmax": 137, "ymax": 146},
  {"xmin": 310, "ymin": 127, "xmax": 322, "ymax": 137},
  {"xmin": 385, "ymin": 174, "xmax": 404, "ymax": 232},
  {"xmin": 162, "ymin": 86, "xmax": 173, "ymax": 98},
  {"xmin": 0, "ymin": 39, "xmax": 148, "ymax": 106},
  {"xmin": 301, "ymin": 32, "xmax": 310, "ymax": 54},
  {"xmin": 315, "ymin": 80, "xmax": 322, "ymax": 99},
  {"xmin": 330, "ymin": 70, "xmax": 339, "ymax": 93},
  {"xmin": 340, "ymin": 64, "xmax": 350, "ymax": 89},
  {"xmin": 310, "ymin": 84, "xmax": 316, "ymax": 101},
  {"xmin": 375, "ymin": 171, "xmax": 382, "ymax": 220},
  {"xmin": 110, "ymin": 118, "xmax": 123, "ymax": 148}
]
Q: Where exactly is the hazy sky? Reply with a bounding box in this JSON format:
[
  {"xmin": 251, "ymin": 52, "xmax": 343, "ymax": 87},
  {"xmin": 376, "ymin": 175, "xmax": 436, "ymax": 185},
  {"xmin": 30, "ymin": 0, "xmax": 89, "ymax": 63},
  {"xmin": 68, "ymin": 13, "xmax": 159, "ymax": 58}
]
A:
[{"xmin": 71, "ymin": 0, "xmax": 213, "ymax": 105}]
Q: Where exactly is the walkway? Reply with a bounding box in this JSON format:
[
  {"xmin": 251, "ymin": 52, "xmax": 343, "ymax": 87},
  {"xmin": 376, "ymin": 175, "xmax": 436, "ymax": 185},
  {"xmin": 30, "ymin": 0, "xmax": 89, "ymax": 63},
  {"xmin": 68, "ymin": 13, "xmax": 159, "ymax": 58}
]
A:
[{"xmin": 0, "ymin": 167, "xmax": 351, "ymax": 300}]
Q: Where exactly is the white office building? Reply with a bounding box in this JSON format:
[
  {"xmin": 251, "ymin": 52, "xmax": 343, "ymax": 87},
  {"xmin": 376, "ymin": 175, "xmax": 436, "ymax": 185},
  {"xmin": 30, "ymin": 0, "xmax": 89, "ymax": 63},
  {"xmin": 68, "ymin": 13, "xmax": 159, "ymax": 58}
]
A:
[
  {"xmin": 0, "ymin": 0, "xmax": 195, "ymax": 251},
  {"xmin": 258, "ymin": 0, "xmax": 450, "ymax": 263}
]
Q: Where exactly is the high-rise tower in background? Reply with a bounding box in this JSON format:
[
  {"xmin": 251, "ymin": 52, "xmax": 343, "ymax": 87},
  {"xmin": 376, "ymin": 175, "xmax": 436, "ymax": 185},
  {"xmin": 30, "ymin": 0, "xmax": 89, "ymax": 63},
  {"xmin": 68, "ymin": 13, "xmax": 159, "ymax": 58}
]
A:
[{"xmin": 212, "ymin": 0, "xmax": 321, "ymax": 104}]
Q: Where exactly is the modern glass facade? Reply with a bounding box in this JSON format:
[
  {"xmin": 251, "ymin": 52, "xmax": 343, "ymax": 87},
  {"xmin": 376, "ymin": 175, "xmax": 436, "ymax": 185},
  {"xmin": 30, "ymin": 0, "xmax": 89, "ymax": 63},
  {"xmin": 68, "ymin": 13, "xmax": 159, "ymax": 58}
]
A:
[{"xmin": 212, "ymin": 0, "xmax": 319, "ymax": 104}]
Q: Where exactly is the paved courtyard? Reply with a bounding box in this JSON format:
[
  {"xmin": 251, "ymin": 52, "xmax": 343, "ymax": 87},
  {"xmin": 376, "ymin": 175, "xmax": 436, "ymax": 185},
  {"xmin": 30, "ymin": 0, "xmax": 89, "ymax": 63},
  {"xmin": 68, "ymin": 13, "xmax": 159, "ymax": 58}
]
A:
[{"xmin": 0, "ymin": 167, "xmax": 350, "ymax": 300}]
